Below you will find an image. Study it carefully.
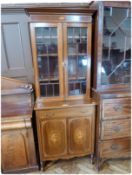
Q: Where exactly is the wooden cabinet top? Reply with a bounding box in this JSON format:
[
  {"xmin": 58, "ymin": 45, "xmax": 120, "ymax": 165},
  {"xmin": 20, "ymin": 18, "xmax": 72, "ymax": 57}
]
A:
[
  {"xmin": 1, "ymin": 77, "xmax": 34, "ymax": 118},
  {"xmin": 93, "ymin": 88, "xmax": 131, "ymax": 99},
  {"xmin": 34, "ymin": 98, "xmax": 96, "ymax": 110}
]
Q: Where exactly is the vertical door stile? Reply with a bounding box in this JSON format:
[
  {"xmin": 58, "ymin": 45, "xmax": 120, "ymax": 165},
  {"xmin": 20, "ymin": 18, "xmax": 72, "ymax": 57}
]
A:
[
  {"xmin": 58, "ymin": 23, "xmax": 64, "ymax": 100},
  {"xmin": 86, "ymin": 23, "xmax": 92, "ymax": 99},
  {"xmin": 63, "ymin": 23, "xmax": 68, "ymax": 100},
  {"xmin": 30, "ymin": 23, "xmax": 41, "ymax": 97}
]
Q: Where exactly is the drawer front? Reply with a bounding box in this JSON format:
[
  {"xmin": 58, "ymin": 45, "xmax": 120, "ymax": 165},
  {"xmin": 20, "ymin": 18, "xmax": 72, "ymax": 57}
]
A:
[
  {"xmin": 101, "ymin": 119, "xmax": 131, "ymax": 140},
  {"xmin": 37, "ymin": 106, "xmax": 95, "ymax": 119},
  {"xmin": 100, "ymin": 138, "xmax": 131, "ymax": 158},
  {"xmin": 102, "ymin": 98, "xmax": 130, "ymax": 120}
]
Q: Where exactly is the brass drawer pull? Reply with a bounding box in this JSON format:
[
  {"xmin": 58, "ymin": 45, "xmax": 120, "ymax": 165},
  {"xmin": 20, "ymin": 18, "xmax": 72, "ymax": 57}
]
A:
[
  {"xmin": 112, "ymin": 125, "xmax": 122, "ymax": 132},
  {"xmin": 111, "ymin": 144, "xmax": 118, "ymax": 150},
  {"xmin": 113, "ymin": 105, "xmax": 123, "ymax": 111}
]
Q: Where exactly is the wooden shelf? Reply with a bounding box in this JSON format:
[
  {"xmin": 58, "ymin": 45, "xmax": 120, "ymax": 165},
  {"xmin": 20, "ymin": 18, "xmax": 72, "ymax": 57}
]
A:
[
  {"xmin": 68, "ymin": 36, "xmax": 87, "ymax": 38},
  {"xmin": 37, "ymin": 43, "xmax": 57, "ymax": 45},
  {"xmin": 69, "ymin": 76, "xmax": 86, "ymax": 80},
  {"xmin": 68, "ymin": 53, "xmax": 87, "ymax": 56},
  {"xmin": 36, "ymin": 36, "xmax": 57, "ymax": 39},
  {"xmin": 38, "ymin": 53, "xmax": 58, "ymax": 57},
  {"xmin": 39, "ymin": 78, "xmax": 59, "ymax": 82}
]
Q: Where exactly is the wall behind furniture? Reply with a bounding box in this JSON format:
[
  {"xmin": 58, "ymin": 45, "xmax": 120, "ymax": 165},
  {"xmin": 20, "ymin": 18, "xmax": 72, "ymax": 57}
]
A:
[{"xmin": 1, "ymin": 9, "xmax": 34, "ymax": 83}]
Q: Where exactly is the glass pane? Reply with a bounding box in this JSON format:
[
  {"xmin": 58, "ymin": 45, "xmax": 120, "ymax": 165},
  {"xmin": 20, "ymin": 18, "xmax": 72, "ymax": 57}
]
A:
[
  {"xmin": 81, "ymin": 28, "xmax": 87, "ymax": 37},
  {"xmin": 40, "ymin": 84, "xmax": 46, "ymax": 96},
  {"xmin": 35, "ymin": 26, "xmax": 60, "ymax": 97},
  {"xmin": 68, "ymin": 56, "xmax": 77, "ymax": 78},
  {"xmin": 35, "ymin": 27, "xmax": 44, "ymax": 37},
  {"xmin": 68, "ymin": 27, "xmax": 73, "ymax": 37},
  {"xmin": 44, "ymin": 38, "xmax": 50, "ymax": 45},
  {"xmin": 38, "ymin": 56, "xmax": 48, "ymax": 80},
  {"xmin": 48, "ymin": 42, "xmax": 57, "ymax": 54},
  {"xmin": 54, "ymin": 84, "xmax": 59, "ymax": 96},
  {"xmin": 43, "ymin": 28, "xmax": 50, "ymax": 37},
  {"xmin": 51, "ymin": 38, "xmax": 57, "ymax": 45},
  {"xmin": 74, "ymin": 28, "xmax": 80, "ymax": 38},
  {"xmin": 68, "ymin": 38, "xmax": 73, "ymax": 44},
  {"xmin": 68, "ymin": 43, "xmax": 77, "ymax": 54},
  {"xmin": 68, "ymin": 80, "xmax": 86, "ymax": 95},
  {"xmin": 67, "ymin": 27, "xmax": 88, "ymax": 96},
  {"xmin": 47, "ymin": 84, "xmax": 53, "ymax": 96},
  {"xmin": 78, "ymin": 43, "xmax": 87, "ymax": 53},
  {"xmin": 37, "ymin": 44, "xmax": 47, "ymax": 54},
  {"xmin": 49, "ymin": 56, "xmax": 58, "ymax": 78},
  {"xmin": 40, "ymin": 80, "xmax": 60, "ymax": 97},
  {"xmin": 101, "ymin": 7, "xmax": 131, "ymax": 85},
  {"xmin": 51, "ymin": 27, "xmax": 57, "ymax": 37},
  {"xmin": 78, "ymin": 55, "xmax": 87, "ymax": 77}
]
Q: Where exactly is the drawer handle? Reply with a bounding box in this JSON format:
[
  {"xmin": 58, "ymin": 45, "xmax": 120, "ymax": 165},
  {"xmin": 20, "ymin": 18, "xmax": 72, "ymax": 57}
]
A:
[
  {"xmin": 113, "ymin": 125, "xmax": 122, "ymax": 132},
  {"xmin": 113, "ymin": 105, "xmax": 122, "ymax": 111},
  {"xmin": 111, "ymin": 144, "xmax": 118, "ymax": 150}
]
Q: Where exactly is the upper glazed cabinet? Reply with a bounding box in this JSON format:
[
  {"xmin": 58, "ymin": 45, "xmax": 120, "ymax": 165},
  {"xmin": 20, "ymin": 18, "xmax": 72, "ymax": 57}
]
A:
[
  {"xmin": 30, "ymin": 16, "xmax": 92, "ymax": 101},
  {"xmin": 93, "ymin": 2, "xmax": 131, "ymax": 90}
]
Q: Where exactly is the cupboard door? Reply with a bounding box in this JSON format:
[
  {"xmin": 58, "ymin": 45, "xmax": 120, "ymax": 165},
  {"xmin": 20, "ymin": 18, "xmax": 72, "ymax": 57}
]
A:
[
  {"xmin": 30, "ymin": 23, "xmax": 64, "ymax": 99},
  {"xmin": 2, "ymin": 128, "xmax": 37, "ymax": 172},
  {"xmin": 40, "ymin": 119, "xmax": 67, "ymax": 159},
  {"xmin": 63, "ymin": 23, "xmax": 92, "ymax": 99},
  {"xmin": 68, "ymin": 117, "xmax": 92, "ymax": 155},
  {"xmin": 2, "ymin": 130, "xmax": 28, "ymax": 171}
]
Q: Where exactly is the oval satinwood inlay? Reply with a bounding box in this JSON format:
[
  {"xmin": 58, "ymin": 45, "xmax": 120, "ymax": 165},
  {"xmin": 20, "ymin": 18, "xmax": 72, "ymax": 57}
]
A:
[
  {"xmin": 74, "ymin": 129, "xmax": 84, "ymax": 145},
  {"xmin": 49, "ymin": 131, "xmax": 61, "ymax": 145}
]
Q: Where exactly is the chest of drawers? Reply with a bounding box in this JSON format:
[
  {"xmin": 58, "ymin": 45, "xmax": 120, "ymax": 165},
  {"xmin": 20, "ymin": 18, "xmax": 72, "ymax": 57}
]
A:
[{"xmin": 95, "ymin": 93, "xmax": 131, "ymax": 170}]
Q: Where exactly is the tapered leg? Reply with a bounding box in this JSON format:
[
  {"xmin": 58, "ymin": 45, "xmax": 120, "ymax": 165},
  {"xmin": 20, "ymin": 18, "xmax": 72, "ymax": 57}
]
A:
[
  {"xmin": 42, "ymin": 161, "xmax": 46, "ymax": 171},
  {"xmin": 40, "ymin": 161, "xmax": 43, "ymax": 171},
  {"xmin": 91, "ymin": 154, "xmax": 94, "ymax": 164},
  {"xmin": 96, "ymin": 157, "xmax": 106, "ymax": 171},
  {"xmin": 96, "ymin": 162, "xmax": 100, "ymax": 171},
  {"xmin": 96, "ymin": 157, "xmax": 101, "ymax": 171}
]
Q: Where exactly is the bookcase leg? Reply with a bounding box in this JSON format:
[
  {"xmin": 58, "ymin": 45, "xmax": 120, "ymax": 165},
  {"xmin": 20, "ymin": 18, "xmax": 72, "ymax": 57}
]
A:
[
  {"xmin": 91, "ymin": 154, "xmax": 94, "ymax": 164},
  {"xmin": 40, "ymin": 161, "xmax": 44, "ymax": 171}
]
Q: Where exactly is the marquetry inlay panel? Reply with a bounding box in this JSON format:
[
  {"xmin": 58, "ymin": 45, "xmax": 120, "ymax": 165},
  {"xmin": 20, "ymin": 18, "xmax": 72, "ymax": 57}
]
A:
[
  {"xmin": 48, "ymin": 131, "xmax": 61, "ymax": 145},
  {"xmin": 73, "ymin": 129, "xmax": 85, "ymax": 145},
  {"xmin": 68, "ymin": 117, "xmax": 92, "ymax": 154},
  {"xmin": 41, "ymin": 119, "xmax": 67, "ymax": 158}
]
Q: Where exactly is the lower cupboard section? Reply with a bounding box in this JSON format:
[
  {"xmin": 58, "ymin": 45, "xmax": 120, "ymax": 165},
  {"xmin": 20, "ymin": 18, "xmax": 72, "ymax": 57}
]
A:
[
  {"xmin": 36, "ymin": 105, "xmax": 95, "ymax": 161},
  {"xmin": 100, "ymin": 138, "xmax": 131, "ymax": 158}
]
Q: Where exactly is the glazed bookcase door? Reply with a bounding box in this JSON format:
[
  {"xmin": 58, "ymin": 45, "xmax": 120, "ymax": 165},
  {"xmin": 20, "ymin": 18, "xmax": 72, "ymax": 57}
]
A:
[
  {"xmin": 30, "ymin": 23, "xmax": 64, "ymax": 100},
  {"xmin": 101, "ymin": 7, "xmax": 131, "ymax": 87},
  {"xmin": 63, "ymin": 23, "xmax": 92, "ymax": 99}
]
